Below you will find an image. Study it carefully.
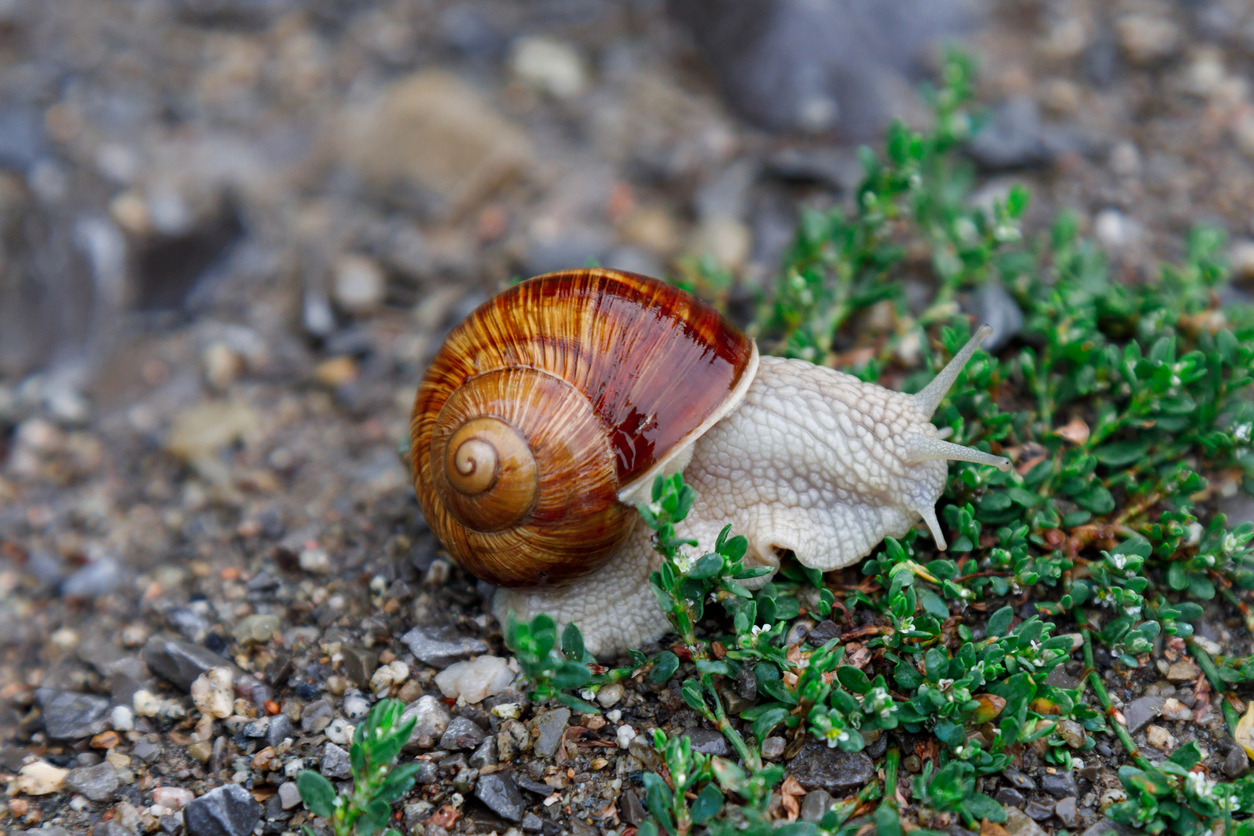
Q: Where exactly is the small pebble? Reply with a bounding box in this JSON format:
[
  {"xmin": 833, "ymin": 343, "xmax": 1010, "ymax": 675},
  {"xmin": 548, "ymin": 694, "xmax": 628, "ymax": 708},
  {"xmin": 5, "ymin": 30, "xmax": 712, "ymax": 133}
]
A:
[
  {"xmin": 321, "ymin": 743, "xmax": 352, "ymax": 779},
  {"xmin": 761, "ymin": 736, "xmax": 786, "ymax": 760},
  {"xmin": 343, "ymin": 691, "xmax": 370, "ymax": 720},
  {"xmin": 190, "ymin": 667, "xmax": 234, "ymax": 719},
  {"xmin": 404, "ymin": 695, "xmax": 452, "ymax": 747},
  {"xmin": 1161, "ymin": 698, "xmax": 1193, "ymax": 721},
  {"xmin": 278, "ymin": 782, "xmax": 302, "ymax": 810},
  {"xmin": 617, "ymin": 725, "xmax": 637, "ymax": 749},
  {"xmin": 1146, "ymin": 724, "xmax": 1176, "ymax": 752},
  {"xmin": 152, "ymin": 786, "xmax": 194, "ymax": 811},
  {"xmin": 110, "ymin": 705, "xmax": 134, "ymax": 732},
  {"xmin": 597, "ymin": 682, "xmax": 624, "ymax": 708},
  {"xmin": 370, "ymin": 660, "xmax": 410, "ymax": 694},
  {"xmin": 434, "ymin": 656, "xmax": 514, "ymax": 704},
  {"xmin": 325, "ymin": 718, "xmax": 354, "ymax": 745},
  {"xmin": 16, "ymin": 761, "xmax": 68, "ymax": 795}
]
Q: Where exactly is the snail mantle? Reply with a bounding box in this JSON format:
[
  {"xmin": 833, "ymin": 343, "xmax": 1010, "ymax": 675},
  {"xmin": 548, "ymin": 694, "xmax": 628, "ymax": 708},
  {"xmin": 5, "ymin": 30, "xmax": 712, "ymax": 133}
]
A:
[{"xmin": 409, "ymin": 268, "xmax": 1010, "ymax": 657}]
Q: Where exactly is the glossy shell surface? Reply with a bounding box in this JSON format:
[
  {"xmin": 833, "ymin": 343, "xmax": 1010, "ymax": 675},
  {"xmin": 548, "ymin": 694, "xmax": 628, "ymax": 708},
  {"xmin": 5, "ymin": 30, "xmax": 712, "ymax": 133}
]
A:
[{"xmin": 411, "ymin": 268, "xmax": 756, "ymax": 588}]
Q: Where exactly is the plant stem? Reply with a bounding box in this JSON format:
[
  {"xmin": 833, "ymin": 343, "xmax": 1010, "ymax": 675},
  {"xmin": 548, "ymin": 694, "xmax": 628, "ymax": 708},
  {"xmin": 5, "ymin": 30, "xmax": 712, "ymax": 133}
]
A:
[
  {"xmin": 880, "ymin": 746, "xmax": 900, "ymax": 812},
  {"xmin": 699, "ymin": 672, "xmax": 761, "ymax": 771},
  {"xmin": 1187, "ymin": 638, "xmax": 1240, "ymax": 737},
  {"xmin": 827, "ymin": 775, "xmax": 884, "ymax": 826},
  {"xmin": 1081, "ymin": 628, "xmax": 1153, "ymax": 771}
]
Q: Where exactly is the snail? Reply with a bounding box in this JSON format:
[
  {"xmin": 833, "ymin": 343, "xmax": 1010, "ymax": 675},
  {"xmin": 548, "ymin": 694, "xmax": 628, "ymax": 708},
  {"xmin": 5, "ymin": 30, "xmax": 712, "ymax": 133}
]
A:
[{"xmin": 410, "ymin": 268, "xmax": 1010, "ymax": 657}]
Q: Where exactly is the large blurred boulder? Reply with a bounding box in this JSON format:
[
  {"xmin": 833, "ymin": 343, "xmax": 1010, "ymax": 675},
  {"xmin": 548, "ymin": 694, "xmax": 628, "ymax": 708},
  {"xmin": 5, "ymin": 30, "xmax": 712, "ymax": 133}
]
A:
[
  {"xmin": 337, "ymin": 71, "xmax": 535, "ymax": 220},
  {"xmin": 668, "ymin": 0, "xmax": 984, "ymax": 137}
]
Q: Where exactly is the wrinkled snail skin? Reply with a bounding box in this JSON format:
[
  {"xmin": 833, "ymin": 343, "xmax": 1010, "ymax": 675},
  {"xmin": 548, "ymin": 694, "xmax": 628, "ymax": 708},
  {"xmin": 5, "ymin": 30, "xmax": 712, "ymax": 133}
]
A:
[{"xmin": 411, "ymin": 268, "xmax": 1010, "ymax": 658}]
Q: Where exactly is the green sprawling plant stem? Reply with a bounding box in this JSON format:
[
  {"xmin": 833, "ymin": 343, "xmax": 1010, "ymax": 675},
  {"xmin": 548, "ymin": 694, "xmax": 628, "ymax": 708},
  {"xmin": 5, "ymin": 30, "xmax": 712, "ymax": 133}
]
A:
[
  {"xmin": 296, "ymin": 698, "xmax": 419, "ymax": 836},
  {"xmin": 500, "ymin": 44, "xmax": 1254, "ymax": 835}
]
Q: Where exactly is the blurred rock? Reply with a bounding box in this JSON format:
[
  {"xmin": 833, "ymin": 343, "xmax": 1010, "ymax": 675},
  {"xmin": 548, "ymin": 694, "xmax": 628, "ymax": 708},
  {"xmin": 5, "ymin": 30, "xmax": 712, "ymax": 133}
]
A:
[
  {"xmin": 509, "ymin": 36, "xmax": 588, "ymax": 98},
  {"xmin": 786, "ymin": 740, "xmax": 873, "ymax": 792},
  {"xmin": 183, "ymin": 784, "xmax": 261, "ymax": 836},
  {"xmin": 332, "ymin": 254, "xmax": 388, "ymax": 315},
  {"xmin": 475, "ymin": 772, "xmax": 525, "ymax": 822},
  {"xmin": 968, "ymin": 97, "xmax": 1054, "ymax": 171},
  {"xmin": 38, "ymin": 689, "xmax": 112, "ymax": 740},
  {"xmin": 1117, "ymin": 12, "xmax": 1181, "ymax": 65},
  {"xmin": 668, "ymin": 0, "xmax": 982, "ymax": 136},
  {"xmin": 965, "ymin": 281, "xmax": 1023, "ymax": 351},
  {"xmin": 339, "ymin": 71, "xmax": 534, "ymax": 219}
]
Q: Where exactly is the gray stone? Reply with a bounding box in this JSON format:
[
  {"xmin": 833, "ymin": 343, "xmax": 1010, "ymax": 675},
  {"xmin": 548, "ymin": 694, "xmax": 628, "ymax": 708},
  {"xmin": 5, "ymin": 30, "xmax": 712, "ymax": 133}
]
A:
[
  {"xmin": 1024, "ymin": 798, "xmax": 1055, "ymax": 820},
  {"xmin": 65, "ymin": 761, "xmax": 119, "ymax": 802},
  {"xmin": 1003, "ymin": 807, "xmax": 1048, "ymax": 836},
  {"xmin": 668, "ymin": 0, "xmax": 977, "ymax": 136},
  {"xmin": 61, "ymin": 556, "xmax": 122, "ymax": 599},
  {"xmin": 242, "ymin": 718, "xmax": 269, "ymax": 738},
  {"xmin": 786, "ymin": 740, "xmax": 874, "ymax": 792},
  {"xmin": 620, "ymin": 789, "xmax": 647, "ymax": 826},
  {"xmin": 800, "ymin": 789, "xmax": 833, "ymax": 822},
  {"xmin": 969, "ymin": 97, "xmax": 1054, "ymax": 170},
  {"xmin": 1225, "ymin": 745, "xmax": 1250, "ymax": 777},
  {"xmin": 1079, "ymin": 818, "xmax": 1141, "ymax": 836},
  {"xmin": 143, "ymin": 637, "xmax": 233, "ymax": 691},
  {"xmin": 403, "ymin": 695, "xmax": 451, "ymax": 747},
  {"xmin": 401, "ymin": 624, "xmax": 490, "ymax": 669},
  {"xmin": 340, "ymin": 647, "xmax": 378, "ymax": 688},
  {"xmin": 761, "ymin": 736, "xmax": 786, "ymax": 760},
  {"xmin": 1001, "ymin": 767, "xmax": 1036, "ymax": 790},
  {"xmin": 522, "ymin": 811, "xmax": 544, "ymax": 832},
  {"xmin": 474, "ymin": 771, "xmax": 525, "ymax": 822},
  {"xmin": 38, "ymin": 689, "xmax": 112, "ymax": 739},
  {"xmin": 687, "ymin": 727, "xmax": 730, "ymax": 757},
  {"xmin": 1040, "ymin": 770, "xmax": 1077, "ymax": 798},
  {"xmin": 93, "ymin": 824, "xmax": 135, "ymax": 836},
  {"xmin": 533, "ymin": 707, "xmax": 570, "ymax": 758},
  {"xmin": 300, "ymin": 699, "xmax": 334, "ymax": 734},
  {"xmin": 994, "ymin": 787, "xmax": 1025, "ymax": 808},
  {"xmin": 439, "ymin": 716, "xmax": 486, "ymax": 750},
  {"xmin": 1056, "ymin": 797, "xmax": 1080, "ymax": 829},
  {"xmin": 1124, "ymin": 696, "xmax": 1166, "ymax": 733},
  {"xmin": 133, "ymin": 739, "xmax": 162, "ymax": 762},
  {"xmin": 278, "ymin": 782, "xmax": 302, "ymax": 810},
  {"xmin": 969, "ymin": 281, "xmax": 1023, "ymax": 351},
  {"xmin": 266, "ymin": 714, "xmax": 292, "ymax": 748},
  {"xmin": 469, "ymin": 736, "xmax": 497, "ymax": 768},
  {"xmin": 321, "ymin": 743, "xmax": 352, "ymax": 779},
  {"xmin": 184, "ymin": 784, "xmax": 262, "ymax": 836}
]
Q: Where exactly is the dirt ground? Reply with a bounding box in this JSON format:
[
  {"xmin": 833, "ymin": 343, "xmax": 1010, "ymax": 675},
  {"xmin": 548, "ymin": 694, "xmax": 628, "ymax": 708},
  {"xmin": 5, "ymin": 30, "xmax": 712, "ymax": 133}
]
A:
[{"xmin": 3, "ymin": 0, "xmax": 1254, "ymax": 834}]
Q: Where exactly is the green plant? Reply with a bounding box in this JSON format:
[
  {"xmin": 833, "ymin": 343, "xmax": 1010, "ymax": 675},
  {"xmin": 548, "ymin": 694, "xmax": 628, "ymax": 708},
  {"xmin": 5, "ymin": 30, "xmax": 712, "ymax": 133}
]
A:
[
  {"xmin": 296, "ymin": 698, "xmax": 419, "ymax": 836},
  {"xmin": 494, "ymin": 43, "xmax": 1254, "ymax": 835}
]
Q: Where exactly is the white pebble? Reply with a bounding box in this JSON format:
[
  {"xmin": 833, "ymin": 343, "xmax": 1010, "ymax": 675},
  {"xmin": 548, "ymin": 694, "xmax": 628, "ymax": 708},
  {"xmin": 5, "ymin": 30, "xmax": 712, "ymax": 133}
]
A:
[
  {"xmin": 616, "ymin": 725, "xmax": 637, "ymax": 749},
  {"xmin": 299, "ymin": 547, "xmax": 332, "ymax": 573},
  {"xmin": 509, "ymin": 36, "xmax": 587, "ymax": 98},
  {"xmin": 326, "ymin": 718, "xmax": 355, "ymax": 745},
  {"xmin": 597, "ymin": 682, "xmax": 624, "ymax": 708},
  {"xmin": 333, "ymin": 254, "xmax": 388, "ymax": 315},
  {"xmin": 133, "ymin": 690, "xmax": 162, "ymax": 718},
  {"xmin": 191, "ymin": 667, "xmax": 235, "ymax": 719},
  {"xmin": 111, "ymin": 705, "xmax": 134, "ymax": 732},
  {"xmin": 434, "ymin": 656, "xmax": 515, "ymax": 704},
  {"xmin": 152, "ymin": 786, "xmax": 194, "ymax": 811},
  {"xmin": 15, "ymin": 761, "xmax": 68, "ymax": 795},
  {"xmin": 370, "ymin": 660, "xmax": 410, "ymax": 695}
]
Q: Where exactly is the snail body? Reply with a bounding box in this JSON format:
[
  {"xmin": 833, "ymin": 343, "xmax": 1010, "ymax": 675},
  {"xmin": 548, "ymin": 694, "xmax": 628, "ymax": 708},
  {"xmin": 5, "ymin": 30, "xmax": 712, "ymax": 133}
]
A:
[{"xmin": 411, "ymin": 268, "xmax": 1009, "ymax": 657}]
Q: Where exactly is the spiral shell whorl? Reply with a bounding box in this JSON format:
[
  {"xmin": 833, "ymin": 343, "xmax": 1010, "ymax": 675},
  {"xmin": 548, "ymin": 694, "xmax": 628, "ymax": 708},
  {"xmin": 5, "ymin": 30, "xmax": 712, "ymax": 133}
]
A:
[{"xmin": 421, "ymin": 367, "xmax": 632, "ymax": 587}]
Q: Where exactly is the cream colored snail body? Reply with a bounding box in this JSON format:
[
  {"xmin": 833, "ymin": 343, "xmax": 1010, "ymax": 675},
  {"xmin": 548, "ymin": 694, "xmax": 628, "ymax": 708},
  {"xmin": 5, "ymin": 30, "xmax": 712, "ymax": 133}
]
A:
[{"xmin": 410, "ymin": 268, "xmax": 1009, "ymax": 657}]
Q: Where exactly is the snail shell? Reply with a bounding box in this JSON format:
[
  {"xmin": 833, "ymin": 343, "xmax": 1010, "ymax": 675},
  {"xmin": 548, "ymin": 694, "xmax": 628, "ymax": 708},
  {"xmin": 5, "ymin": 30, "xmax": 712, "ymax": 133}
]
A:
[{"xmin": 410, "ymin": 269, "xmax": 758, "ymax": 588}]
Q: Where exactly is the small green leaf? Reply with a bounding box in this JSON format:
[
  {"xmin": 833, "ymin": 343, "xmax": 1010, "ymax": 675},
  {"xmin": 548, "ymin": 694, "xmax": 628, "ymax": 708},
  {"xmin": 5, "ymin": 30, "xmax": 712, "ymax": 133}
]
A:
[
  {"xmin": 297, "ymin": 770, "xmax": 337, "ymax": 818},
  {"xmin": 690, "ymin": 783, "xmax": 724, "ymax": 824}
]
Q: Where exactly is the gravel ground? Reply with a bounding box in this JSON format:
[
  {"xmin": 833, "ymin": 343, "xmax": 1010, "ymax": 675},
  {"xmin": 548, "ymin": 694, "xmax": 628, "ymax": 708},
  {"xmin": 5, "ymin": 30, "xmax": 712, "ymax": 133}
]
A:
[{"xmin": 4, "ymin": 1, "xmax": 1254, "ymax": 834}]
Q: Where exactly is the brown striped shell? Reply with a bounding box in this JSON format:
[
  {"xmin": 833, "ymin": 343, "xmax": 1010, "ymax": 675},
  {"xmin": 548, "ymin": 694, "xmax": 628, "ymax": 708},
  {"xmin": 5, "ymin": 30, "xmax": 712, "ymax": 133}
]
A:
[{"xmin": 410, "ymin": 268, "xmax": 758, "ymax": 588}]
